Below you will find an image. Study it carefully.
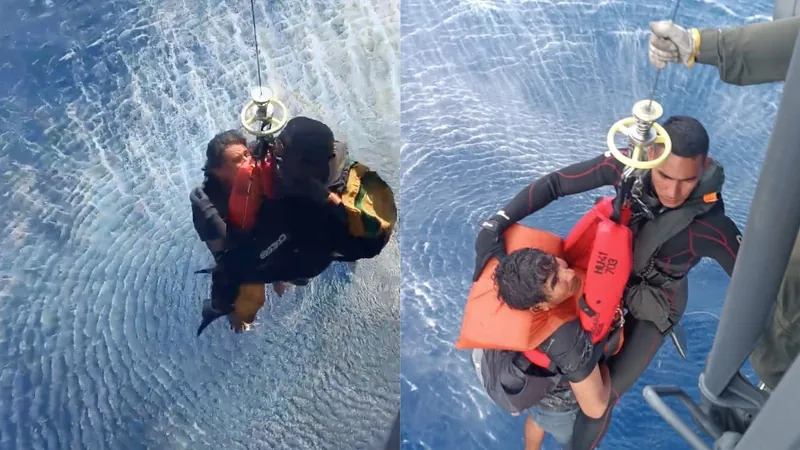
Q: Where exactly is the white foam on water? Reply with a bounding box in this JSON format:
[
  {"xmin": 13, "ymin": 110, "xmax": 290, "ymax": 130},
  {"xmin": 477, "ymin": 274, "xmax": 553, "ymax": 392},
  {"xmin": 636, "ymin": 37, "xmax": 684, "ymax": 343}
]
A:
[
  {"xmin": 400, "ymin": 0, "xmax": 779, "ymax": 447},
  {"xmin": 0, "ymin": 0, "xmax": 399, "ymax": 448}
]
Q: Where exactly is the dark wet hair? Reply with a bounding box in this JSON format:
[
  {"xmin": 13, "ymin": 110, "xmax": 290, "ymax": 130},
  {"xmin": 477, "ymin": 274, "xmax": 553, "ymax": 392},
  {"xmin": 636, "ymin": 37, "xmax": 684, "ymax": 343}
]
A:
[
  {"xmin": 662, "ymin": 116, "xmax": 709, "ymax": 159},
  {"xmin": 494, "ymin": 248, "xmax": 558, "ymax": 310},
  {"xmin": 203, "ymin": 129, "xmax": 248, "ymax": 172}
]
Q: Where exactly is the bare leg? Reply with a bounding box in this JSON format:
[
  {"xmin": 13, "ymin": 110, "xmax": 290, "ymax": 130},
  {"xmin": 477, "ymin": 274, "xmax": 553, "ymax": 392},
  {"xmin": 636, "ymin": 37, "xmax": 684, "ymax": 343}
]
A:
[
  {"xmin": 228, "ymin": 283, "xmax": 268, "ymax": 333},
  {"xmin": 525, "ymin": 415, "xmax": 545, "ymax": 450}
]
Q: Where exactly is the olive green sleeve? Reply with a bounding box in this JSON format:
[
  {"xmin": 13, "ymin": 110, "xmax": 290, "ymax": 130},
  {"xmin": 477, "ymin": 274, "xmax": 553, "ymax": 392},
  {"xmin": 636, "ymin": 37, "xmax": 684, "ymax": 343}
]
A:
[{"xmin": 695, "ymin": 17, "xmax": 800, "ymax": 86}]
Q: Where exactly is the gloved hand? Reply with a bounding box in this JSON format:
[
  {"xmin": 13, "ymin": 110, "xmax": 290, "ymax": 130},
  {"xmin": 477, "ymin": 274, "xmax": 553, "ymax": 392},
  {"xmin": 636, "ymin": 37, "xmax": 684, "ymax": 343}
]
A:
[
  {"xmin": 649, "ymin": 20, "xmax": 698, "ymax": 69},
  {"xmin": 472, "ymin": 215, "xmax": 510, "ymax": 281}
]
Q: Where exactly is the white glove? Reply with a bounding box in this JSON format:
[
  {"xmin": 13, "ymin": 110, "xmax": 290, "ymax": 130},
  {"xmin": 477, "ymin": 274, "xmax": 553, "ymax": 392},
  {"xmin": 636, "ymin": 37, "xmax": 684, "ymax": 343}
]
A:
[{"xmin": 649, "ymin": 20, "xmax": 697, "ymax": 69}]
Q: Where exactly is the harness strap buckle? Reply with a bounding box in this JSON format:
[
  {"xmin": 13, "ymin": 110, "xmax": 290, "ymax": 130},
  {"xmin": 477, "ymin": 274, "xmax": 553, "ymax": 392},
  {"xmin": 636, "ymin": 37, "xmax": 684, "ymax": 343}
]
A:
[{"xmin": 614, "ymin": 307, "xmax": 625, "ymax": 328}]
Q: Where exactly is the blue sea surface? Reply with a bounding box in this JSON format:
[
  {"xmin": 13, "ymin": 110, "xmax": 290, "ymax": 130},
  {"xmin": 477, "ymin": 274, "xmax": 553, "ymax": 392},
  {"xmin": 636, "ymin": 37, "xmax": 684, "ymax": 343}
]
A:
[
  {"xmin": 400, "ymin": 0, "xmax": 781, "ymax": 448},
  {"xmin": 0, "ymin": 0, "xmax": 400, "ymax": 448}
]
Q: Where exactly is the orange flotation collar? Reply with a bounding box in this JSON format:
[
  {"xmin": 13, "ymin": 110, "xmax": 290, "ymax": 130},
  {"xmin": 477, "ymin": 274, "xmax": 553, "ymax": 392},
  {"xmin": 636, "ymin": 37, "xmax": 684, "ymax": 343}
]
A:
[
  {"xmin": 455, "ymin": 197, "xmax": 633, "ymax": 369},
  {"xmin": 228, "ymin": 158, "xmax": 275, "ymax": 232}
]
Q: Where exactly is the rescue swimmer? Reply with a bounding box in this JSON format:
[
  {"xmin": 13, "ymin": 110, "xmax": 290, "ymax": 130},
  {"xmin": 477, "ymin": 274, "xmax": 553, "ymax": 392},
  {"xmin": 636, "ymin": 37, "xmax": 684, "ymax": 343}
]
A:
[
  {"xmin": 190, "ymin": 88, "xmax": 397, "ymax": 336},
  {"xmin": 466, "ymin": 111, "xmax": 743, "ymax": 449}
]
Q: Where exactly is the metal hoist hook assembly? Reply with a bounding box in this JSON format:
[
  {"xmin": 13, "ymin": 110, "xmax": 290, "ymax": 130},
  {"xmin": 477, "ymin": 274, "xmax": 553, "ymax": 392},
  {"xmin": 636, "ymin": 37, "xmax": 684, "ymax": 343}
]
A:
[
  {"xmin": 606, "ymin": 0, "xmax": 683, "ymax": 172},
  {"xmin": 239, "ymin": 0, "xmax": 289, "ymax": 140},
  {"xmin": 240, "ymin": 86, "xmax": 289, "ymax": 138},
  {"xmin": 606, "ymin": 99, "xmax": 672, "ymax": 171}
]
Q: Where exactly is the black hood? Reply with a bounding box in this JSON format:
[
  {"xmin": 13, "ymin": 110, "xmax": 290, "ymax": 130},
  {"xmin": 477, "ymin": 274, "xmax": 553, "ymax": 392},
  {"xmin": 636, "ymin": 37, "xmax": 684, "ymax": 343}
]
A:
[{"xmin": 277, "ymin": 116, "xmax": 334, "ymax": 185}]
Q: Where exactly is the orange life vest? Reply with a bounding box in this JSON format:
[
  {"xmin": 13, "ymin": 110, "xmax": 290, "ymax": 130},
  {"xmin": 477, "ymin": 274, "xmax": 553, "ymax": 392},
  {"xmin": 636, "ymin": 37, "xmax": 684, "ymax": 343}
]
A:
[
  {"xmin": 228, "ymin": 158, "xmax": 275, "ymax": 232},
  {"xmin": 455, "ymin": 197, "xmax": 633, "ymax": 370}
]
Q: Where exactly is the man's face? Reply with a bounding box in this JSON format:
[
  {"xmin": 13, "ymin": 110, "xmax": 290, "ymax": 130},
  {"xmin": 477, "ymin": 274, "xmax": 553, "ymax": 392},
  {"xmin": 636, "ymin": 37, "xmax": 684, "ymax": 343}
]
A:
[
  {"xmin": 213, "ymin": 143, "xmax": 250, "ymax": 187},
  {"xmin": 648, "ymin": 145, "xmax": 704, "ymax": 209},
  {"xmin": 536, "ymin": 256, "xmax": 581, "ymax": 310}
]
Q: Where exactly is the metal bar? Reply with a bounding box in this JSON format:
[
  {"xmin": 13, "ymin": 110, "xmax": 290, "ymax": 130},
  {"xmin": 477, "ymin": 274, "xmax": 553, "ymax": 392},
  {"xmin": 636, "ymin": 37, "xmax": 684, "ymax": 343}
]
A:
[
  {"xmin": 384, "ymin": 411, "xmax": 400, "ymax": 450},
  {"xmin": 644, "ymin": 385, "xmax": 725, "ymax": 438},
  {"xmin": 734, "ymin": 355, "xmax": 800, "ymax": 449},
  {"xmin": 774, "ymin": 0, "xmax": 800, "ymax": 20},
  {"xmin": 700, "ymin": 30, "xmax": 800, "ymax": 399},
  {"xmin": 642, "ymin": 386, "xmax": 712, "ymax": 450}
]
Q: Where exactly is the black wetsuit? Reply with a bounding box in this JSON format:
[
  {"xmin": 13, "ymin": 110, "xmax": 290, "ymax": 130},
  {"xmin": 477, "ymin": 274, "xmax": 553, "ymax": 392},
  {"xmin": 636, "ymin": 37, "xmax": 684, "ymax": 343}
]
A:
[
  {"xmin": 193, "ymin": 182, "xmax": 345, "ymax": 283},
  {"xmin": 190, "ymin": 174, "xmax": 382, "ymax": 286},
  {"xmin": 190, "ymin": 176, "xmax": 234, "ymax": 263},
  {"xmin": 498, "ymin": 319, "xmax": 604, "ymax": 413},
  {"xmin": 498, "ymin": 153, "xmax": 741, "ymax": 449}
]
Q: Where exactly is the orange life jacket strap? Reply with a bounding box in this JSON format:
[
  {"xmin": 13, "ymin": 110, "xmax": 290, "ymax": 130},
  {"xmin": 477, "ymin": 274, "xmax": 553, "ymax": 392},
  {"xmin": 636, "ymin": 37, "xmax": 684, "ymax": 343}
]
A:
[
  {"xmin": 523, "ymin": 197, "xmax": 633, "ymax": 370},
  {"xmin": 228, "ymin": 159, "xmax": 274, "ymax": 232}
]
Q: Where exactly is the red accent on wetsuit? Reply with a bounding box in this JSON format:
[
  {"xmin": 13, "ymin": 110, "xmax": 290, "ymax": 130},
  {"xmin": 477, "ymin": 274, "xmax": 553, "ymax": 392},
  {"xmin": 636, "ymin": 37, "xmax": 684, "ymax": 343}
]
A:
[
  {"xmin": 523, "ymin": 197, "xmax": 632, "ymax": 369},
  {"xmin": 228, "ymin": 159, "xmax": 275, "ymax": 232}
]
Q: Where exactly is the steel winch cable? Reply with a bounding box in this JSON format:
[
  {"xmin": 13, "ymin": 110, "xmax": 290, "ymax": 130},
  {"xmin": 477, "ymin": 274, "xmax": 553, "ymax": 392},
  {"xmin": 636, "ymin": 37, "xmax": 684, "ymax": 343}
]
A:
[
  {"xmin": 647, "ymin": 0, "xmax": 683, "ymax": 111},
  {"xmin": 249, "ymin": 0, "xmax": 264, "ymax": 96}
]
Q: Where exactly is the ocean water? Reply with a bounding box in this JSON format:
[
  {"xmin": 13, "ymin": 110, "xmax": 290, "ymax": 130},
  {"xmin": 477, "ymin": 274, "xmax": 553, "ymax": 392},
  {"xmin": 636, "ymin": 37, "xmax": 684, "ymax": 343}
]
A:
[
  {"xmin": 0, "ymin": 0, "xmax": 400, "ymax": 448},
  {"xmin": 400, "ymin": 0, "xmax": 781, "ymax": 448}
]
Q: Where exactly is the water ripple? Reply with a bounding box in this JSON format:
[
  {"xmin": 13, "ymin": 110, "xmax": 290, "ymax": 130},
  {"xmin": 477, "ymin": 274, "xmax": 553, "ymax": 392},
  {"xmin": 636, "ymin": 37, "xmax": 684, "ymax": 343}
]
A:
[
  {"xmin": 401, "ymin": 0, "xmax": 777, "ymax": 448},
  {"xmin": 0, "ymin": 0, "xmax": 399, "ymax": 448}
]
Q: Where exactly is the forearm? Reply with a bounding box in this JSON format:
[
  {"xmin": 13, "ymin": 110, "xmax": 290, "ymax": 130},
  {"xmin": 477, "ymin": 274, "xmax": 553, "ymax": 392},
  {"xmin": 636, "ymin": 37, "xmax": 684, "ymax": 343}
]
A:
[
  {"xmin": 697, "ymin": 17, "xmax": 800, "ymax": 86},
  {"xmin": 204, "ymin": 238, "xmax": 227, "ymax": 262},
  {"xmin": 499, "ymin": 154, "xmax": 622, "ymax": 224}
]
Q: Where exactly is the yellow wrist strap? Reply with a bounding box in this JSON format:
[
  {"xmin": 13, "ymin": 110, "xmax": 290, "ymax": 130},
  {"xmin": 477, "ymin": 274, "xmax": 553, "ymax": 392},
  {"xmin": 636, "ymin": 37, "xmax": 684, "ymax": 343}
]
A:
[{"xmin": 687, "ymin": 28, "xmax": 701, "ymax": 69}]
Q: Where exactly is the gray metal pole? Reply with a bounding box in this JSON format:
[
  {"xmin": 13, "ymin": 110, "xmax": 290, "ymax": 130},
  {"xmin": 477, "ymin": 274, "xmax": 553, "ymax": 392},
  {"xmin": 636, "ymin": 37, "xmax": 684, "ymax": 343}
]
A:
[
  {"xmin": 700, "ymin": 30, "xmax": 800, "ymax": 399},
  {"xmin": 642, "ymin": 386, "xmax": 713, "ymax": 450},
  {"xmin": 733, "ymin": 355, "xmax": 800, "ymax": 449},
  {"xmin": 384, "ymin": 411, "xmax": 400, "ymax": 450},
  {"xmin": 774, "ymin": 0, "xmax": 800, "ymax": 20}
]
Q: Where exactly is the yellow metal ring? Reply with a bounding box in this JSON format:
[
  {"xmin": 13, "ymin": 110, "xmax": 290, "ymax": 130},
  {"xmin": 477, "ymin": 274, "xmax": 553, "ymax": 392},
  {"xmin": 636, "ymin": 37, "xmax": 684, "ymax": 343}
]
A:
[
  {"xmin": 606, "ymin": 118, "xmax": 672, "ymax": 169},
  {"xmin": 240, "ymin": 98, "xmax": 289, "ymax": 137}
]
